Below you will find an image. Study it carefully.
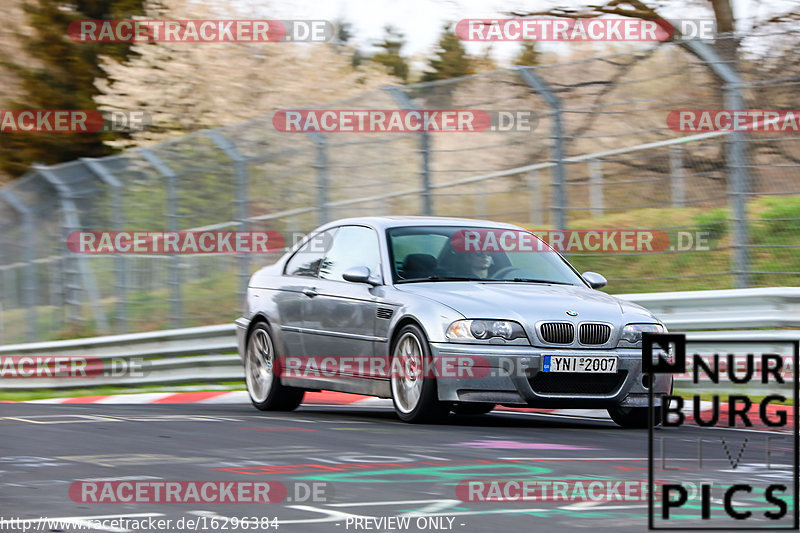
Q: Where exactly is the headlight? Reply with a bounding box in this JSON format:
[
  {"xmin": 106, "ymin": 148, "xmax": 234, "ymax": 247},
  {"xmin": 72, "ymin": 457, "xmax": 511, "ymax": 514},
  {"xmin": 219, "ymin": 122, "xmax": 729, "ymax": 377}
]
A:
[
  {"xmin": 618, "ymin": 323, "xmax": 666, "ymax": 347},
  {"xmin": 446, "ymin": 319, "xmax": 528, "ymax": 342}
]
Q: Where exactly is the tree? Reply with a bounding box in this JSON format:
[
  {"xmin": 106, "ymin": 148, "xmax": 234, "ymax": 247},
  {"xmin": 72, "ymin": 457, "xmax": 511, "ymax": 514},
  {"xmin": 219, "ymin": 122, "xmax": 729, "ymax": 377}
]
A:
[
  {"xmin": 0, "ymin": 0, "xmax": 145, "ymax": 177},
  {"xmin": 334, "ymin": 19, "xmax": 354, "ymax": 45},
  {"xmin": 421, "ymin": 25, "xmax": 474, "ymax": 82},
  {"xmin": 331, "ymin": 18, "xmax": 363, "ymax": 67},
  {"xmin": 371, "ymin": 25, "xmax": 409, "ymax": 82},
  {"xmin": 515, "ymin": 42, "xmax": 540, "ymax": 66},
  {"xmin": 509, "ymin": 0, "xmax": 740, "ymax": 61},
  {"xmin": 95, "ymin": 0, "xmax": 402, "ymax": 148}
]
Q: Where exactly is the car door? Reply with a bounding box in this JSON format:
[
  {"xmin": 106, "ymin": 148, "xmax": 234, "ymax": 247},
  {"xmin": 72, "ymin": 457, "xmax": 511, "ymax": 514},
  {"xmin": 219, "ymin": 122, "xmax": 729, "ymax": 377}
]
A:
[
  {"xmin": 301, "ymin": 225, "xmax": 382, "ymax": 378},
  {"xmin": 278, "ymin": 228, "xmax": 336, "ymax": 358}
]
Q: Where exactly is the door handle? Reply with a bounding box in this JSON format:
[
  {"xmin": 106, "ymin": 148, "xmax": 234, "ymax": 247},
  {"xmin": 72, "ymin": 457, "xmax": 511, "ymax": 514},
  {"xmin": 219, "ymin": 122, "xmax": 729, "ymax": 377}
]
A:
[{"xmin": 302, "ymin": 287, "xmax": 318, "ymax": 298}]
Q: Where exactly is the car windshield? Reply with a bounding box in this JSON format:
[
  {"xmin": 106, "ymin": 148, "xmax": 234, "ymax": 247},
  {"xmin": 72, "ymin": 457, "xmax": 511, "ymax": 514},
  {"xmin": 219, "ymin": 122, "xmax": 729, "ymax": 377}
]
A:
[{"xmin": 387, "ymin": 226, "xmax": 586, "ymax": 285}]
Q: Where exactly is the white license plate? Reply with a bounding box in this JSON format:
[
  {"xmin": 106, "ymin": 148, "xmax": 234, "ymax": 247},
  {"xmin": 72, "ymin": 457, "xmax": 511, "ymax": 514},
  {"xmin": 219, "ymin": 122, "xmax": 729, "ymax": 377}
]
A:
[{"xmin": 542, "ymin": 355, "xmax": 618, "ymax": 373}]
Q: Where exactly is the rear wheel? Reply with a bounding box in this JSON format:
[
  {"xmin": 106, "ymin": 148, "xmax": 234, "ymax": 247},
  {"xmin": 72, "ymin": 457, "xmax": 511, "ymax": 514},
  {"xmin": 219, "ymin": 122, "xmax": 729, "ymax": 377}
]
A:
[
  {"xmin": 390, "ymin": 325, "xmax": 450, "ymax": 423},
  {"xmin": 245, "ymin": 322, "xmax": 304, "ymax": 411},
  {"xmin": 607, "ymin": 406, "xmax": 661, "ymax": 428}
]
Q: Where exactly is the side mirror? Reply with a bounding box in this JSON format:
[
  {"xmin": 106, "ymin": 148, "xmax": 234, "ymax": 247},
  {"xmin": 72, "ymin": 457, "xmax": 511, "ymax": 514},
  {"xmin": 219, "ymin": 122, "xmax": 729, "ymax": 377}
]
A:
[
  {"xmin": 582, "ymin": 271, "xmax": 607, "ymax": 289},
  {"xmin": 342, "ymin": 266, "xmax": 379, "ymax": 285}
]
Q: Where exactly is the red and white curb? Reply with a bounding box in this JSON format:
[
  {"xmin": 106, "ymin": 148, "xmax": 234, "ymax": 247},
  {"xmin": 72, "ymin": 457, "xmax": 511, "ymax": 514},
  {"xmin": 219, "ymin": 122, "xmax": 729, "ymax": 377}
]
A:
[
  {"xmin": 19, "ymin": 390, "xmax": 383, "ymax": 406},
  {"xmin": 10, "ymin": 392, "xmax": 792, "ymax": 431}
]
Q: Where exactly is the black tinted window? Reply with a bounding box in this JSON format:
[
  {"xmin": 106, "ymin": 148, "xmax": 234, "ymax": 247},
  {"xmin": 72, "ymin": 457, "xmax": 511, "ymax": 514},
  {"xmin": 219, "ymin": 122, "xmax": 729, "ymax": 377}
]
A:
[
  {"xmin": 387, "ymin": 226, "xmax": 584, "ymax": 284},
  {"xmin": 285, "ymin": 229, "xmax": 335, "ymax": 277}
]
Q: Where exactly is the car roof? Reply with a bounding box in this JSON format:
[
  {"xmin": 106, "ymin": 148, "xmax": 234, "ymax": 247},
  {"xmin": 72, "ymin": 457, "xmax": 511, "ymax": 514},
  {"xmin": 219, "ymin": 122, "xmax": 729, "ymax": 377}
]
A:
[{"xmin": 317, "ymin": 216, "xmax": 525, "ymax": 232}]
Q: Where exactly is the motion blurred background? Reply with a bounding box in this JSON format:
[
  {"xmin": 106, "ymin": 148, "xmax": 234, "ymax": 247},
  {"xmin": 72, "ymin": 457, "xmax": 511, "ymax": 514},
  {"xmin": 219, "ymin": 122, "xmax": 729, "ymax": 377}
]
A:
[{"xmin": 0, "ymin": 0, "xmax": 798, "ymax": 344}]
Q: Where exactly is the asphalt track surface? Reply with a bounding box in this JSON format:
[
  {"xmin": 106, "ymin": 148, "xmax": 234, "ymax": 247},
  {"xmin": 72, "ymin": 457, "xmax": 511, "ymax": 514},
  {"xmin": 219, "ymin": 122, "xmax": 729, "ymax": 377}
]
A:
[{"xmin": 0, "ymin": 402, "xmax": 796, "ymax": 533}]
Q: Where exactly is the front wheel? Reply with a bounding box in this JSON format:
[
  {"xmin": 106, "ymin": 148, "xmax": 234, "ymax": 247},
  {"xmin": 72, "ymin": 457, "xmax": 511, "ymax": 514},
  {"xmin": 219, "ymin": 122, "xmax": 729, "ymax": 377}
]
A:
[
  {"xmin": 390, "ymin": 325, "xmax": 450, "ymax": 423},
  {"xmin": 607, "ymin": 406, "xmax": 661, "ymax": 428},
  {"xmin": 245, "ymin": 322, "xmax": 304, "ymax": 411}
]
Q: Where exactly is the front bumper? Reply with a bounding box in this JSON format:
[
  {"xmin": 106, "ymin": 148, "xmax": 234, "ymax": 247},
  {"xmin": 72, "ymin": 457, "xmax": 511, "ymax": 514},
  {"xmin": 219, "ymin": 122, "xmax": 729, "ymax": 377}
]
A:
[{"xmin": 430, "ymin": 342, "xmax": 671, "ymax": 409}]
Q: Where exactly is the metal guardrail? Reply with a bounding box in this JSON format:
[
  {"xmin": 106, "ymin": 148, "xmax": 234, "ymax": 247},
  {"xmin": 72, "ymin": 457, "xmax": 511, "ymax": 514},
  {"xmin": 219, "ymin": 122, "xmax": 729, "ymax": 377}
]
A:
[
  {"xmin": 0, "ymin": 324, "xmax": 240, "ymax": 389},
  {"xmin": 619, "ymin": 287, "xmax": 800, "ymax": 330},
  {"xmin": 0, "ymin": 288, "xmax": 797, "ymax": 390}
]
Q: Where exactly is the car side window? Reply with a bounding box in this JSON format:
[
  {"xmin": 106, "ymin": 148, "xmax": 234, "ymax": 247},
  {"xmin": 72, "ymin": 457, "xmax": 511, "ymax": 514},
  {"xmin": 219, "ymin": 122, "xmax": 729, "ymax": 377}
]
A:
[
  {"xmin": 284, "ymin": 229, "xmax": 336, "ymax": 277},
  {"xmin": 319, "ymin": 226, "xmax": 381, "ymax": 282}
]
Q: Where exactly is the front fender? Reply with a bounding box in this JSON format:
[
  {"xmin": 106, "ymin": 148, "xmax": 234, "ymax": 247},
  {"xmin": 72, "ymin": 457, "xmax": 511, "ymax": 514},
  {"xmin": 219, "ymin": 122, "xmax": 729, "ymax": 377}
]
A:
[{"xmin": 372, "ymin": 287, "xmax": 465, "ymax": 357}]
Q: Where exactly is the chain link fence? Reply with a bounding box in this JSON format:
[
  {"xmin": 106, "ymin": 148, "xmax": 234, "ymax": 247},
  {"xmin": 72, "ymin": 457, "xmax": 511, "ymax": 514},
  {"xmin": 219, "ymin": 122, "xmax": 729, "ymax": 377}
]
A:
[{"xmin": 2, "ymin": 29, "xmax": 799, "ymax": 343}]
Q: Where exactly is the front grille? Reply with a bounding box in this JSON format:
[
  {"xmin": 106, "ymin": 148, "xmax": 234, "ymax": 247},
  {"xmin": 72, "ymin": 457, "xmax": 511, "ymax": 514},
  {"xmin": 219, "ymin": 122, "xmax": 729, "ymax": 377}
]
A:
[
  {"xmin": 529, "ymin": 370, "xmax": 628, "ymax": 395},
  {"xmin": 539, "ymin": 322, "xmax": 574, "ymax": 344},
  {"xmin": 579, "ymin": 323, "xmax": 611, "ymax": 345}
]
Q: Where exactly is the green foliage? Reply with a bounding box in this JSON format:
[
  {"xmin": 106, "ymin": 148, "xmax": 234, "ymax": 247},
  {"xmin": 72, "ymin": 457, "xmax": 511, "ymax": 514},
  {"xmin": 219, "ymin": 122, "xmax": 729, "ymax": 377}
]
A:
[
  {"xmin": 334, "ymin": 19, "xmax": 354, "ymax": 44},
  {"xmin": 748, "ymin": 197, "xmax": 800, "ymax": 284},
  {"xmin": 0, "ymin": 0, "xmax": 144, "ymax": 177},
  {"xmin": 371, "ymin": 25, "xmax": 409, "ymax": 82},
  {"xmin": 693, "ymin": 207, "xmax": 728, "ymax": 241},
  {"xmin": 421, "ymin": 24, "xmax": 474, "ymax": 82},
  {"xmin": 755, "ymin": 196, "xmax": 800, "ymax": 235}
]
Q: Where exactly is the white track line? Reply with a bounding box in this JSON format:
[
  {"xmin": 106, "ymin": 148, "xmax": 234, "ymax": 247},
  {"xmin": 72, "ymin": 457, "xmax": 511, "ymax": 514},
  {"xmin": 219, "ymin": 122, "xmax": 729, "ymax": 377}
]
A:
[{"xmin": 95, "ymin": 393, "xmax": 174, "ymax": 404}]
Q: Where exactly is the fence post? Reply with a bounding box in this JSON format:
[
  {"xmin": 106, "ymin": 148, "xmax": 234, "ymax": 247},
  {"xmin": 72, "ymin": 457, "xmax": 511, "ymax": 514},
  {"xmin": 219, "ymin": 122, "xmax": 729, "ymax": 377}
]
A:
[
  {"xmin": 384, "ymin": 86, "xmax": 433, "ymax": 216},
  {"xmin": 81, "ymin": 158, "xmax": 127, "ymax": 333},
  {"xmin": 138, "ymin": 149, "xmax": 183, "ymax": 328},
  {"xmin": 474, "ymin": 190, "xmax": 488, "ymax": 218},
  {"xmin": 669, "ymin": 147, "xmax": 686, "ymax": 208},
  {"xmin": 306, "ymin": 131, "xmax": 330, "ymax": 225},
  {"xmin": 724, "ymin": 83, "xmax": 750, "ymax": 288},
  {"xmin": 49, "ymin": 257, "xmax": 63, "ymax": 333},
  {"xmin": 681, "ymin": 39, "xmax": 749, "ymax": 288},
  {"xmin": 0, "ymin": 190, "xmax": 37, "ymax": 341},
  {"xmin": 205, "ymin": 130, "xmax": 251, "ymax": 297},
  {"xmin": 526, "ymin": 170, "xmax": 543, "ymax": 225},
  {"xmin": 517, "ymin": 66, "xmax": 566, "ymax": 231},
  {"xmin": 588, "ymin": 159, "xmax": 603, "ymax": 217},
  {"xmin": 34, "ymin": 165, "xmax": 110, "ymax": 334}
]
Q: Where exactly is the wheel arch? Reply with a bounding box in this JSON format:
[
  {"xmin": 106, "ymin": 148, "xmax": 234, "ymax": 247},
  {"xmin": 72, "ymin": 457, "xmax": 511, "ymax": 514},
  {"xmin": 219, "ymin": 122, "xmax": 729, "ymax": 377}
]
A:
[
  {"xmin": 246, "ymin": 313, "xmax": 271, "ymax": 340},
  {"xmin": 389, "ymin": 316, "xmax": 429, "ymax": 352}
]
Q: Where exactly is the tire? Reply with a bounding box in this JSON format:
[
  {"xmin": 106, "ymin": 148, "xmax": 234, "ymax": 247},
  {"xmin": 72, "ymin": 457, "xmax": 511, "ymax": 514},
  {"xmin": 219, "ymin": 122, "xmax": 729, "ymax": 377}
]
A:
[
  {"xmin": 607, "ymin": 406, "xmax": 662, "ymax": 428},
  {"xmin": 389, "ymin": 324, "xmax": 450, "ymax": 423},
  {"xmin": 452, "ymin": 403, "xmax": 495, "ymax": 415},
  {"xmin": 245, "ymin": 322, "xmax": 305, "ymax": 411}
]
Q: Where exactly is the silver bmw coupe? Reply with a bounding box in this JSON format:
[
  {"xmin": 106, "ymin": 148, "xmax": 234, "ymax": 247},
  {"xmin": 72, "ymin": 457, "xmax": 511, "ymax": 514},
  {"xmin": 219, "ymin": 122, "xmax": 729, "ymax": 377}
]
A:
[{"xmin": 235, "ymin": 216, "xmax": 671, "ymax": 426}]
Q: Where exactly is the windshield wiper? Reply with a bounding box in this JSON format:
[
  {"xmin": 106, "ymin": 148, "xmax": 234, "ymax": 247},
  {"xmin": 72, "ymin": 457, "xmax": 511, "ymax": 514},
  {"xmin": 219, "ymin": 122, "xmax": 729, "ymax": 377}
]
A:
[
  {"xmin": 508, "ymin": 278, "xmax": 574, "ymax": 285},
  {"xmin": 397, "ymin": 275, "xmax": 482, "ymax": 283}
]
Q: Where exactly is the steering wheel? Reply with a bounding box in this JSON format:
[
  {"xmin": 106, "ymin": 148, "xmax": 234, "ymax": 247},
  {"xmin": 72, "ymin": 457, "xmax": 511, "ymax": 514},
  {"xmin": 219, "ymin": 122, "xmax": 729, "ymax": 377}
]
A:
[{"xmin": 492, "ymin": 266, "xmax": 523, "ymax": 279}]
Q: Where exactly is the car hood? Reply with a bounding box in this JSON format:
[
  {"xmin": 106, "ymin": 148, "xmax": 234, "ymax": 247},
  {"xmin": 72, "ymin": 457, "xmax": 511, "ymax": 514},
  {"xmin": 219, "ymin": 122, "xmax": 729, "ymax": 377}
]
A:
[{"xmin": 395, "ymin": 282, "xmax": 658, "ymax": 325}]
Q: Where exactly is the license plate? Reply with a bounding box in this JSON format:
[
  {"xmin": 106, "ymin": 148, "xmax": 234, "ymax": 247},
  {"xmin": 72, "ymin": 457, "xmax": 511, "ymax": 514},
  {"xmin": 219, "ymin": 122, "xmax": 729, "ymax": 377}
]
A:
[{"xmin": 542, "ymin": 355, "xmax": 618, "ymax": 373}]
